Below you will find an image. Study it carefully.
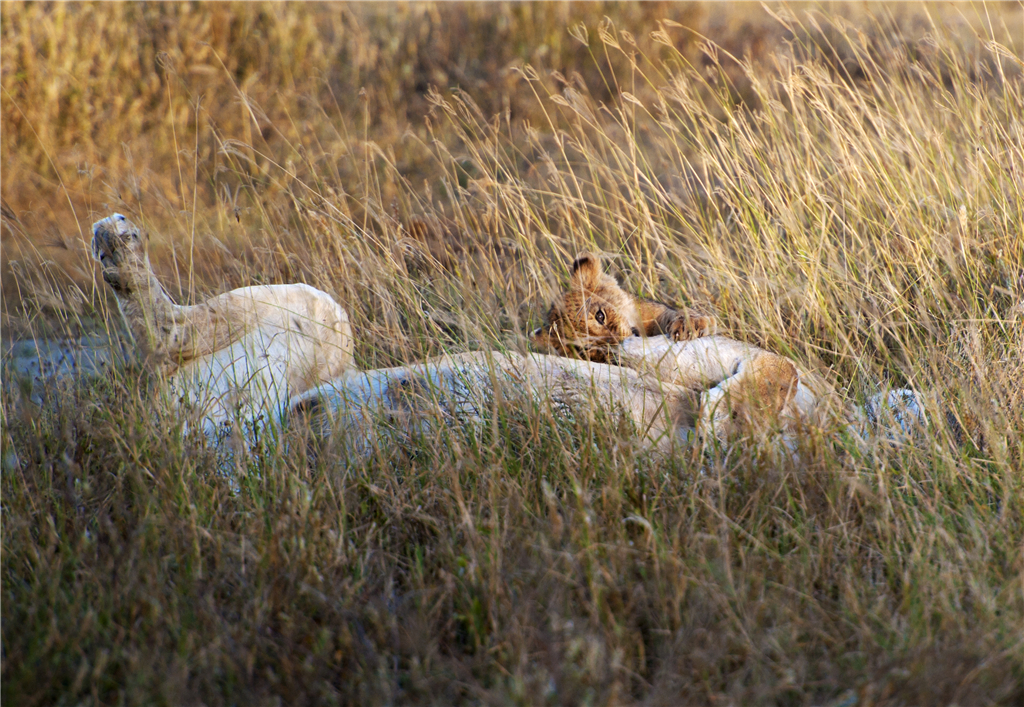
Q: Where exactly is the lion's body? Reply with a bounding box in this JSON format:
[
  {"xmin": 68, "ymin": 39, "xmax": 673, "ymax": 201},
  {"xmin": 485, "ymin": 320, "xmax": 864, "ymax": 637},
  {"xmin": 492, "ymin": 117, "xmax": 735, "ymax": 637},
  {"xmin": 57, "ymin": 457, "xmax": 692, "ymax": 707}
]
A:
[
  {"xmin": 91, "ymin": 214, "xmax": 354, "ymax": 436},
  {"xmin": 163, "ymin": 284, "xmax": 353, "ymax": 388},
  {"xmin": 617, "ymin": 335, "xmax": 837, "ymax": 440},
  {"xmin": 290, "ymin": 335, "xmax": 961, "ymax": 458},
  {"xmin": 617, "ymin": 335, "xmax": 984, "ymax": 446},
  {"xmin": 289, "ymin": 351, "xmax": 698, "ymax": 457},
  {"xmin": 160, "ymin": 283, "xmax": 354, "ymax": 437},
  {"xmin": 530, "ymin": 254, "xmax": 715, "ymax": 362}
]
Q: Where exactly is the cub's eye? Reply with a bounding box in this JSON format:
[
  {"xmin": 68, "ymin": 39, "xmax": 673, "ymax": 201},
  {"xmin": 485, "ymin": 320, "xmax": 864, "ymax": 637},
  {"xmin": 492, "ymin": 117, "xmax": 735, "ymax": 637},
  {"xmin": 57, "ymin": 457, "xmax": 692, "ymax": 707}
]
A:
[{"xmin": 594, "ymin": 309, "xmax": 606, "ymax": 325}]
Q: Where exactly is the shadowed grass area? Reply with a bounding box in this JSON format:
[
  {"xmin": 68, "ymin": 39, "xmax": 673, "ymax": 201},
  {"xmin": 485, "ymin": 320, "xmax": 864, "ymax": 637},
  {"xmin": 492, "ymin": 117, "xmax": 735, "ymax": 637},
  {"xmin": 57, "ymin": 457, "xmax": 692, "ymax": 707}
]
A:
[{"xmin": 2, "ymin": 2, "xmax": 1023, "ymax": 705}]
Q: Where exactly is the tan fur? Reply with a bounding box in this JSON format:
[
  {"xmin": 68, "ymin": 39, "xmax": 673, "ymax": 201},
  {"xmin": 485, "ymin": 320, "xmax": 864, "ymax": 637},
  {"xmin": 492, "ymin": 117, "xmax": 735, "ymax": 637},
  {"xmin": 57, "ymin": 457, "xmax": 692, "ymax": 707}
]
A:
[
  {"xmin": 530, "ymin": 253, "xmax": 716, "ymax": 362},
  {"xmin": 617, "ymin": 335, "xmax": 978, "ymax": 446},
  {"xmin": 91, "ymin": 214, "xmax": 354, "ymax": 435},
  {"xmin": 698, "ymin": 350, "xmax": 800, "ymax": 439},
  {"xmin": 618, "ymin": 335, "xmax": 811, "ymax": 440}
]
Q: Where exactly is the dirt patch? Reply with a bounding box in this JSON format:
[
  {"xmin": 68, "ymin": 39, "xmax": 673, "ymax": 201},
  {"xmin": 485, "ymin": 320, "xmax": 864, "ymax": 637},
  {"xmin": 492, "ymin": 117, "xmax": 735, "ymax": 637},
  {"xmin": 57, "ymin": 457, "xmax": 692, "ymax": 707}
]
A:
[{"xmin": 2, "ymin": 334, "xmax": 133, "ymax": 404}]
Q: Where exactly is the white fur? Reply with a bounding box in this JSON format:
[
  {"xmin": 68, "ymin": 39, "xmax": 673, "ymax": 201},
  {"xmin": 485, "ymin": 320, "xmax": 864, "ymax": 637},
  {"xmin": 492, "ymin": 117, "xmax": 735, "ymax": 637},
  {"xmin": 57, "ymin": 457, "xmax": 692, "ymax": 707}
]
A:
[
  {"xmin": 288, "ymin": 337, "xmax": 841, "ymax": 460},
  {"xmin": 288, "ymin": 351, "xmax": 699, "ymax": 459},
  {"xmin": 91, "ymin": 214, "xmax": 354, "ymax": 446},
  {"xmin": 166, "ymin": 284, "xmax": 353, "ymax": 441}
]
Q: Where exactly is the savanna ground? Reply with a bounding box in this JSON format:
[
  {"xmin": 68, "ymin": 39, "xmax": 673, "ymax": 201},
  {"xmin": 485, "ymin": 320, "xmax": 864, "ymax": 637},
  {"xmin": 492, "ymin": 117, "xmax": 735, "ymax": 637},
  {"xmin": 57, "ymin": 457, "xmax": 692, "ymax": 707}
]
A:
[{"xmin": 2, "ymin": 2, "xmax": 1024, "ymax": 705}]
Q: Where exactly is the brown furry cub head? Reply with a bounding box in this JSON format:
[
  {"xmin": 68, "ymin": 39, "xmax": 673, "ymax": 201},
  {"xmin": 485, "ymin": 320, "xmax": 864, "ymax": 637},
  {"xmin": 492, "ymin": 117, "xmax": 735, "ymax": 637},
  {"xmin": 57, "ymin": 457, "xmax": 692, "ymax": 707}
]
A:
[
  {"xmin": 531, "ymin": 253, "xmax": 717, "ymax": 362},
  {"xmin": 530, "ymin": 254, "xmax": 642, "ymax": 362}
]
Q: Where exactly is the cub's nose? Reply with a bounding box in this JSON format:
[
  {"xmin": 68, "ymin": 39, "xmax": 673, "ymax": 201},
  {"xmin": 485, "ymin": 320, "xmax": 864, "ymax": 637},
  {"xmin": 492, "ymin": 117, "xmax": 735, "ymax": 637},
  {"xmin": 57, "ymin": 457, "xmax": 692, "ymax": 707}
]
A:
[{"xmin": 631, "ymin": 327, "xmax": 641, "ymax": 337}]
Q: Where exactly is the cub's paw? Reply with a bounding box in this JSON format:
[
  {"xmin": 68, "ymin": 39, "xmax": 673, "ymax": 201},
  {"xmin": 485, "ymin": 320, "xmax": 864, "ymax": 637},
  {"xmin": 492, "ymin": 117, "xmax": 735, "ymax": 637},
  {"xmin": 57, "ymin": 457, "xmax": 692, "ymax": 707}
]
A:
[{"xmin": 668, "ymin": 312, "xmax": 716, "ymax": 341}]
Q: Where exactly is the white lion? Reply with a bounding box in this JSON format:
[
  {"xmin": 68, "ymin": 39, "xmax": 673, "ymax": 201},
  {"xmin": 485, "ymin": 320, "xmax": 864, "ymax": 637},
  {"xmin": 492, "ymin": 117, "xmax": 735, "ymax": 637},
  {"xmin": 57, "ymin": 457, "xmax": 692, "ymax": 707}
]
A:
[
  {"xmin": 286, "ymin": 336, "xmax": 819, "ymax": 458},
  {"xmin": 89, "ymin": 212, "xmax": 942, "ymax": 465},
  {"xmin": 286, "ymin": 334, "xmax": 935, "ymax": 463},
  {"xmin": 288, "ymin": 351, "xmax": 699, "ymax": 458}
]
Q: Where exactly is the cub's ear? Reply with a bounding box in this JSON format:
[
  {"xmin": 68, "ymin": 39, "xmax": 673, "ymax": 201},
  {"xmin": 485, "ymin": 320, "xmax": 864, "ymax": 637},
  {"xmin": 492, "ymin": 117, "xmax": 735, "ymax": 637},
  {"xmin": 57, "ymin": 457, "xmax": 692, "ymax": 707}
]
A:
[{"xmin": 570, "ymin": 253, "xmax": 602, "ymax": 288}]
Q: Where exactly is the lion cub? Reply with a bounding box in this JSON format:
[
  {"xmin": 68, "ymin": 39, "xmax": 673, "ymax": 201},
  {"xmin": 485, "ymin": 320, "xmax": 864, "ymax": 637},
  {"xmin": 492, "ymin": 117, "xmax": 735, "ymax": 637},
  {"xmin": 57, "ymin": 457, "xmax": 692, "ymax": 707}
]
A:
[{"xmin": 530, "ymin": 253, "xmax": 716, "ymax": 362}]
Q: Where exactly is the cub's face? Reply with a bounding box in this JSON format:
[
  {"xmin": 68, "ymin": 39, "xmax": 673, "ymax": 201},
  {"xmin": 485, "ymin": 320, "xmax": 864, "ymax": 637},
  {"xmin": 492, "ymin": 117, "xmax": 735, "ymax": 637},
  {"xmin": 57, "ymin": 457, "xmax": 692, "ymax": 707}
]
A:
[{"xmin": 530, "ymin": 254, "xmax": 640, "ymax": 362}]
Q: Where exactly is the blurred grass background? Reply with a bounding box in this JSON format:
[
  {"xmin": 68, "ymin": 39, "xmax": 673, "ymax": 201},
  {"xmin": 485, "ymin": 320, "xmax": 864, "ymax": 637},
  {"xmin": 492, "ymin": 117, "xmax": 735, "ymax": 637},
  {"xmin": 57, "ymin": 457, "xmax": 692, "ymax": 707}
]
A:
[{"xmin": 2, "ymin": 2, "xmax": 1023, "ymax": 705}]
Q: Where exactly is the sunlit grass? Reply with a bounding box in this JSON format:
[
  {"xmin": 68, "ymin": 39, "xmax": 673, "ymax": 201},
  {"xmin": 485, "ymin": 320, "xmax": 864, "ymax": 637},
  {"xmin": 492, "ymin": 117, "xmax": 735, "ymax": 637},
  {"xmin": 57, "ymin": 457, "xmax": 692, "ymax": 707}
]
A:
[{"xmin": 2, "ymin": 2, "xmax": 1023, "ymax": 705}]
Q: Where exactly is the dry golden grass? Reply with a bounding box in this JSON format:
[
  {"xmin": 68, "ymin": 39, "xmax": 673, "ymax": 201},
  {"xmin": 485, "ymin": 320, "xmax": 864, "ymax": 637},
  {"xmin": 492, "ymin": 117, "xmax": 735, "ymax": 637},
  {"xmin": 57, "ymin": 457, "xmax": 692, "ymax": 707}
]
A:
[{"xmin": 2, "ymin": 2, "xmax": 1023, "ymax": 705}]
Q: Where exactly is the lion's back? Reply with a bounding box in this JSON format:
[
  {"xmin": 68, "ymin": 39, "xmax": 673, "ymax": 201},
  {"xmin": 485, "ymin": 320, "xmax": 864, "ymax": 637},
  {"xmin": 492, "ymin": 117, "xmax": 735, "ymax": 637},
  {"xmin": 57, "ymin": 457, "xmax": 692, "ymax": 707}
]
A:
[{"xmin": 205, "ymin": 283, "xmax": 354, "ymax": 392}]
